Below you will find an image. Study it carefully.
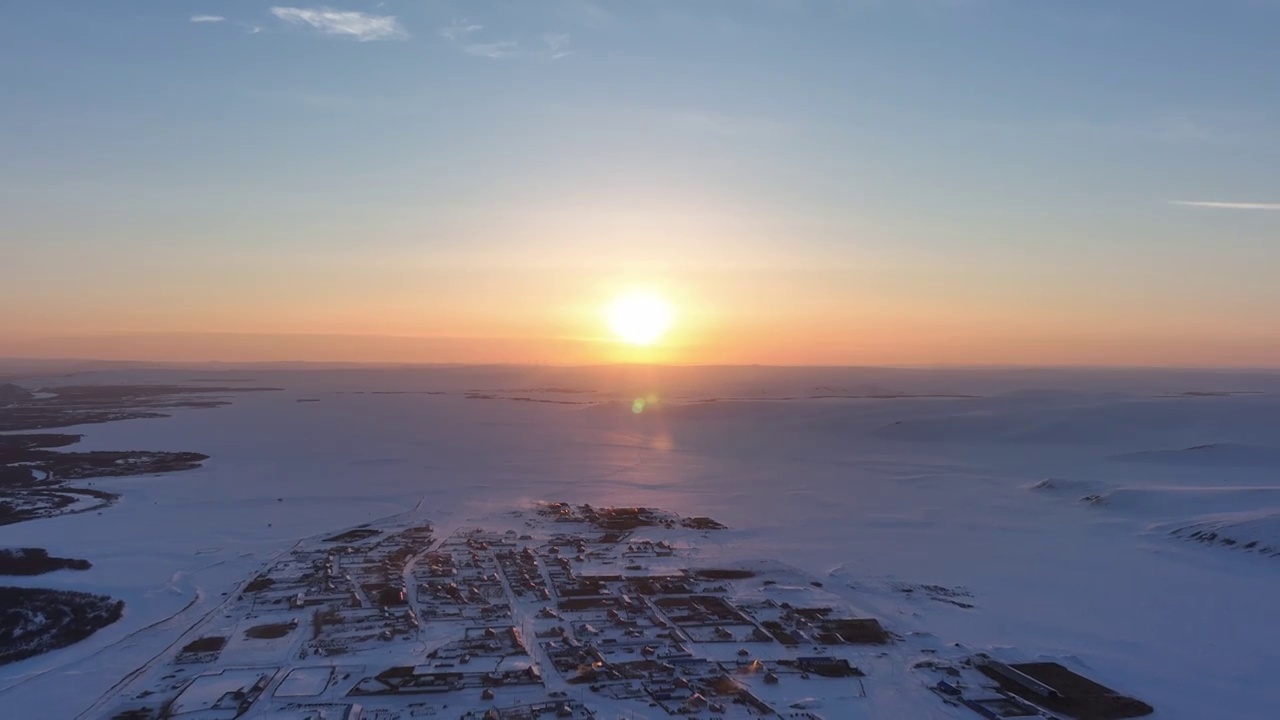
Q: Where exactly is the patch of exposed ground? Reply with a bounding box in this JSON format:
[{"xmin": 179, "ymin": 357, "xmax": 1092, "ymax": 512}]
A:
[
  {"xmin": 0, "ymin": 587, "xmax": 124, "ymax": 665},
  {"xmin": 0, "ymin": 432, "xmax": 208, "ymax": 527},
  {"xmin": 0, "ymin": 383, "xmax": 279, "ymax": 432},
  {"xmin": 0, "ymin": 547, "xmax": 91, "ymax": 575}
]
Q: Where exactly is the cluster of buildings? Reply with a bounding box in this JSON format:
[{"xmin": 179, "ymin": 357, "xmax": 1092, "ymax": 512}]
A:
[{"xmin": 97, "ymin": 503, "xmax": 1149, "ymax": 720}]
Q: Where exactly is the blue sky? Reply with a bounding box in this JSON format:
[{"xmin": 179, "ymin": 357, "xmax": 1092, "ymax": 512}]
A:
[{"xmin": 3, "ymin": 1, "xmax": 1279, "ymax": 365}]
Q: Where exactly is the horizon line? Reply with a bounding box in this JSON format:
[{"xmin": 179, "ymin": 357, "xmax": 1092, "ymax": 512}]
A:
[{"xmin": 4, "ymin": 355, "xmax": 1280, "ymax": 374}]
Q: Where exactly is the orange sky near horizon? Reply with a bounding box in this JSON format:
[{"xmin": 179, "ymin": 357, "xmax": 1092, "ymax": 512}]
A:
[
  {"xmin": 6, "ymin": 253, "xmax": 1280, "ymax": 367},
  {"xmin": 7, "ymin": 216, "xmax": 1280, "ymax": 368},
  {"xmin": 8, "ymin": 322, "xmax": 1280, "ymax": 368}
]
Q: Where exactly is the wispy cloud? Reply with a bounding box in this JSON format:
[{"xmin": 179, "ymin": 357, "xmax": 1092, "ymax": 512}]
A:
[
  {"xmin": 441, "ymin": 24, "xmax": 572, "ymax": 60},
  {"xmin": 439, "ymin": 22, "xmax": 482, "ymax": 41},
  {"xmin": 270, "ymin": 6, "xmax": 407, "ymax": 41},
  {"xmin": 190, "ymin": 15, "xmax": 226, "ymax": 24},
  {"xmin": 464, "ymin": 40, "xmax": 522, "ymax": 59},
  {"xmin": 543, "ymin": 33, "xmax": 573, "ymax": 59},
  {"xmin": 1169, "ymin": 201, "xmax": 1280, "ymax": 211}
]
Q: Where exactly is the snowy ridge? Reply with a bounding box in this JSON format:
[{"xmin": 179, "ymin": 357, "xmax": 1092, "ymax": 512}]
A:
[
  {"xmin": 1025, "ymin": 478, "xmax": 1104, "ymax": 496},
  {"xmin": 1081, "ymin": 486, "xmax": 1280, "ymax": 515},
  {"xmin": 1165, "ymin": 510, "xmax": 1280, "ymax": 557},
  {"xmin": 1112, "ymin": 443, "xmax": 1280, "ymax": 466}
]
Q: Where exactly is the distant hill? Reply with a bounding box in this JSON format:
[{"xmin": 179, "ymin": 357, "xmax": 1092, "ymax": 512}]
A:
[{"xmin": 0, "ymin": 383, "xmax": 33, "ymax": 404}]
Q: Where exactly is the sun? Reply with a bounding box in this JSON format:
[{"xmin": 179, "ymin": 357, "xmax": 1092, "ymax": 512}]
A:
[{"xmin": 606, "ymin": 292, "xmax": 674, "ymax": 346}]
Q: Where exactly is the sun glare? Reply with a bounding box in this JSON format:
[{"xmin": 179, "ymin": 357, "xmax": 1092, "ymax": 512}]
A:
[{"xmin": 606, "ymin": 292, "xmax": 674, "ymax": 346}]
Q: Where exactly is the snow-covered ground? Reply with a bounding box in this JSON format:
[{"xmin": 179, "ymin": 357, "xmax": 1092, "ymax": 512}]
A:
[{"xmin": 1, "ymin": 365, "xmax": 1279, "ymax": 718}]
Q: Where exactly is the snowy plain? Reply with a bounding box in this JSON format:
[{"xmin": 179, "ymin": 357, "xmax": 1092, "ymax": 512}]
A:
[{"xmin": 1, "ymin": 364, "xmax": 1279, "ymax": 718}]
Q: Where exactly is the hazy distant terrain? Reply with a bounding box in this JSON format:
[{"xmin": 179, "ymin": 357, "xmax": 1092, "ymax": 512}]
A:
[{"xmin": 1, "ymin": 364, "xmax": 1278, "ymax": 718}]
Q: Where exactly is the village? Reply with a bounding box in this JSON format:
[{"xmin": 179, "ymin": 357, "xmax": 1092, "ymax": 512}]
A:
[{"xmin": 96, "ymin": 502, "xmax": 1151, "ymax": 720}]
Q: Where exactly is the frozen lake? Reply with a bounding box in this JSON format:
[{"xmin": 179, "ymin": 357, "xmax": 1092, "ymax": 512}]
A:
[{"xmin": 1, "ymin": 365, "xmax": 1279, "ymax": 718}]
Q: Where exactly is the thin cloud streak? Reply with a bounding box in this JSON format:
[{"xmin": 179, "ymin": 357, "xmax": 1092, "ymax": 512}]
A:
[
  {"xmin": 442, "ymin": 26, "xmax": 572, "ymax": 60},
  {"xmin": 1170, "ymin": 201, "xmax": 1280, "ymax": 211},
  {"xmin": 270, "ymin": 7, "xmax": 408, "ymax": 41},
  {"xmin": 190, "ymin": 15, "xmax": 226, "ymax": 24},
  {"xmin": 463, "ymin": 40, "xmax": 522, "ymax": 59},
  {"xmin": 439, "ymin": 22, "xmax": 482, "ymax": 41}
]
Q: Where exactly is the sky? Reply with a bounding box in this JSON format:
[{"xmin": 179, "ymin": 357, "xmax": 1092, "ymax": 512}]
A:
[{"xmin": 3, "ymin": 0, "xmax": 1280, "ymax": 366}]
